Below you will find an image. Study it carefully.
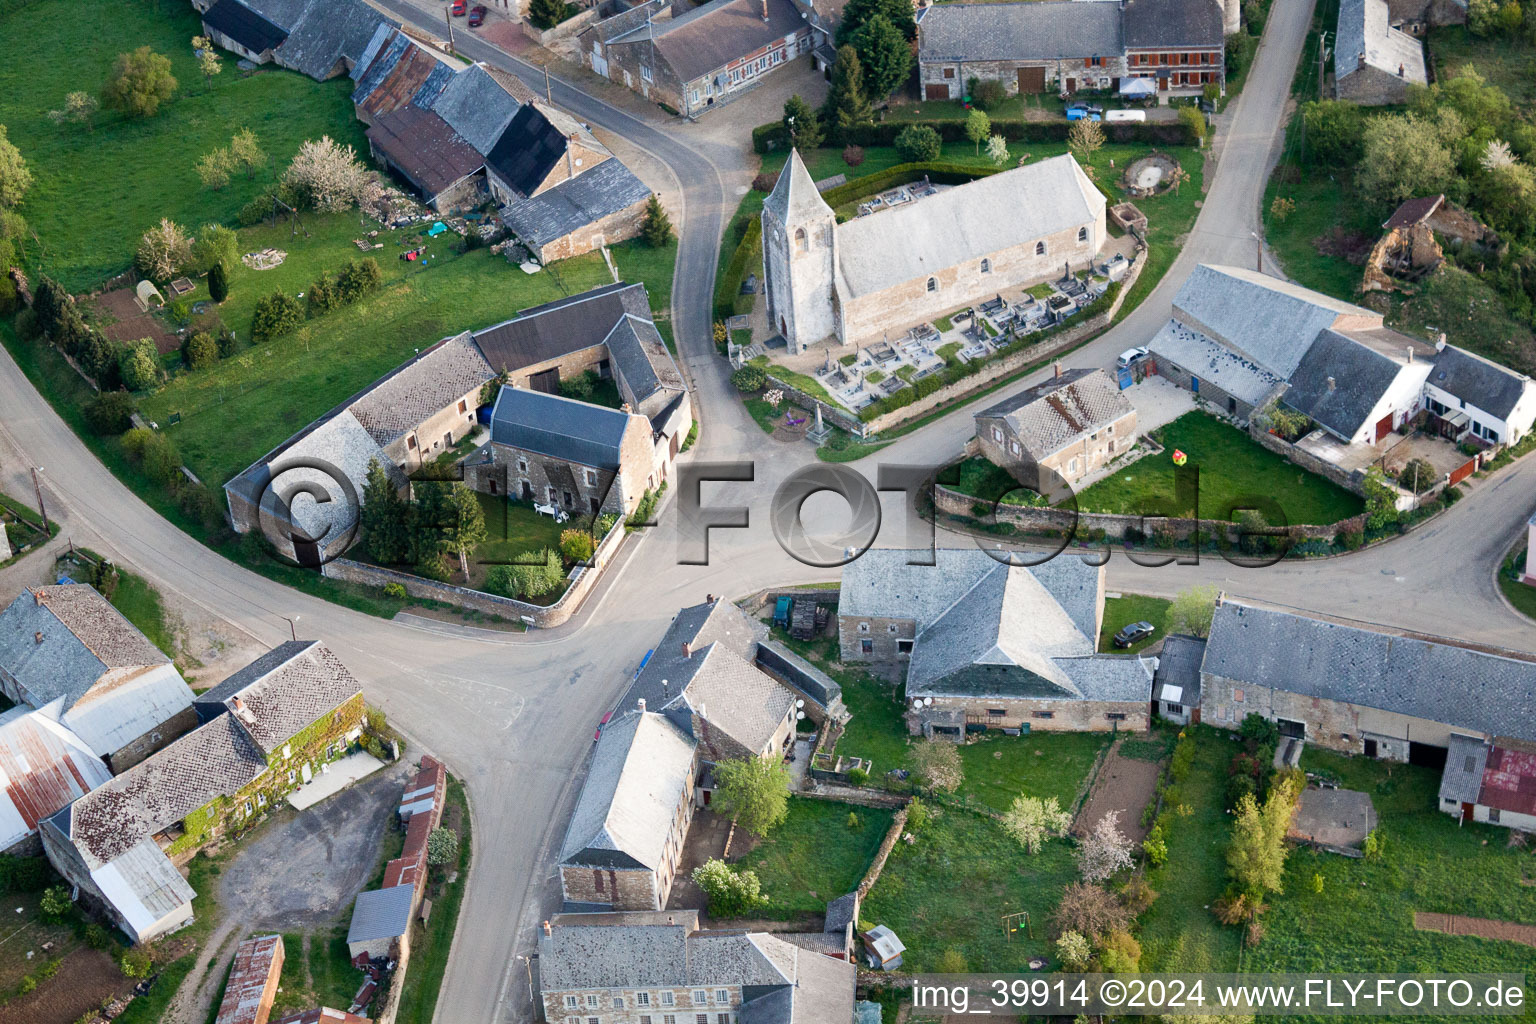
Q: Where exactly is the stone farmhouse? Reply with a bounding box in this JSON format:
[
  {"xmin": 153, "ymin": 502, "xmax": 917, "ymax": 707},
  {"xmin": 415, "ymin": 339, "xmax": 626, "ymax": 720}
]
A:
[
  {"xmin": 580, "ymin": 0, "xmax": 814, "ymax": 117},
  {"xmin": 1335, "ymin": 0, "xmax": 1426, "ymax": 105},
  {"xmin": 558, "ymin": 597, "xmax": 845, "ymax": 911},
  {"xmin": 195, "ymin": 0, "xmax": 396, "ymax": 81},
  {"xmin": 213, "ymin": 933, "xmax": 285, "ymax": 1024},
  {"xmin": 1199, "ymin": 597, "xmax": 1536, "ymax": 766},
  {"xmin": 1146, "ymin": 264, "xmax": 1536, "ymax": 448},
  {"xmin": 0, "ymin": 706, "xmax": 112, "ymax": 856},
  {"xmin": 41, "ymin": 641, "xmax": 366, "ymax": 943},
  {"xmin": 226, "ymin": 282, "xmax": 689, "ymax": 562},
  {"xmin": 974, "ymin": 366, "xmax": 1137, "ymax": 489},
  {"xmin": 538, "ymin": 914, "xmax": 856, "ymax": 1024},
  {"xmin": 0, "ymin": 585, "xmax": 197, "ymax": 772},
  {"xmin": 763, "ymin": 151, "xmax": 1106, "ymax": 354},
  {"xmin": 839, "ymin": 549, "xmax": 1155, "ymax": 738},
  {"xmin": 917, "ymin": 0, "xmax": 1226, "ymax": 102}
]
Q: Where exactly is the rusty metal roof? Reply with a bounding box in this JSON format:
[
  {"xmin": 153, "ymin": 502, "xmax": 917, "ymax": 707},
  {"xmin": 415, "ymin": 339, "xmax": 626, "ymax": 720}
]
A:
[
  {"xmin": 352, "ymin": 30, "xmax": 455, "ymax": 118},
  {"xmin": 366, "ymin": 107, "xmax": 484, "ymax": 198},
  {"xmin": 0, "ymin": 707, "xmax": 111, "ymax": 850},
  {"xmin": 214, "ymin": 934, "xmax": 285, "ymax": 1024},
  {"xmin": 1480, "ymin": 744, "xmax": 1536, "ymax": 818}
]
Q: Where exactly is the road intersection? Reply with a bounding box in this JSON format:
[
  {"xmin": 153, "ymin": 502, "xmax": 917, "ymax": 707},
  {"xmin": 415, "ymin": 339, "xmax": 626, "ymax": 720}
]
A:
[{"xmin": 1, "ymin": 0, "xmax": 1533, "ymax": 1019}]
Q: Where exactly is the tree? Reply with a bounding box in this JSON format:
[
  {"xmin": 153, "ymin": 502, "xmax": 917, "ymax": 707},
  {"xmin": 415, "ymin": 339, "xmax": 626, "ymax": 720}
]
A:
[
  {"xmin": 528, "ymin": 0, "xmax": 571, "ymax": 30},
  {"xmin": 1178, "ymin": 104, "xmax": 1207, "ymax": 146},
  {"xmin": 712, "ymin": 756, "xmax": 791, "ymax": 835},
  {"xmin": 838, "ymin": 0, "xmax": 915, "ymax": 42},
  {"xmin": 47, "ymin": 91, "xmax": 99, "ymax": 132},
  {"xmin": 985, "ymin": 133, "xmax": 1009, "ymax": 166},
  {"xmin": 197, "ymin": 147, "xmax": 235, "ymax": 190},
  {"xmin": 1227, "ymin": 793, "xmax": 1286, "ymax": 896},
  {"xmin": 208, "ymin": 261, "xmax": 229, "ymax": 303},
  {"xmin": 641, "ymin": 194, "xmax": 673, "ymax": 247},
  {"xmin": 1361, "ymin": 466, "xmax": 1400, "ymax": 530},
  {"xmin": 136, "ymin": 217, "xmax": 192, "ymax": 281},
  {"xmin": 337, "ymin": 257, "xmax": 383, "ymax": 302},
  {"xmin": 229, "ymin": 128, "xmax": 267, "ymax": 179},
  {"xmin": 825, "ymin": 46, "xmax": 874, "ymax": 141},
  {"xmin": 1298, "ymin": 99, "xmax": 1364, "ymax": 166},
  {"xmin": 183, "ymin": 330, "xmax": 219, "ymax": 370},
  {"xmin": 119, "ymin": 947, "xmax": 153, "ymax": 980},
  {"xmin": 251, "ymin": 290, "xmax": 305, "ymax": 342},
  {"xmin": 0, "ymin": 238, "xmax": 16, "ymax": 315},
  {"xmin": 1166, "ymin": 584, "xmax": 1218, "ymax": 637},
  {"xmin": 101, "ymin": 47, "xmax": 178, "ymax": 119},
  {"xmin": 1002, "ymin": 795, "xmax": 1072, "ymax": 854},
  {"xmin": 1068, "ymin": 116, "xmax": 1104, "ymax": 164},
  {"xmin": 1078, "ymin": 809, "xmax": 1135, "ymax": 882},
  {"xmin": 362, "ymin": 460, "xmax": 411, "ymax": 564},
  {"xmin": 1477, "ymin": 158, "xmax": 1536, "ymax": 235},
  {"xmin": 307, "ymin": 270, "xmax": 338, "ymax": 316},
  {"xmin": 1358, "ymin": 113, "xmax": 1457, "ymax": 205},
  {"xmin": 192, "ymin": 35, "xmax": 222, "ymax": 90},
  {"xmin": 191, "ymin": 223, "xmax": 238, "ymax": 275},
  {"xmin": 284, "ymin": 136, "xmax": 369, "ymax": 212},
  {"xmin": 39, "ymin": 885, "xmax": 73, "ymax": 923},
  {"xmin": 1056, "ymin": 931, "xmax": 1092, "ymax": 970},
  {"xmin": 970, "ymin": 77, "xmax": 1006, "ymax": 110},
  {"xmin": 118, "ymin": 338, "xmax": 161, "ymax": 391},
  {"xmin": 1051, "ymin": 881, "xmax": 1129, "ymax": 940},
  {"xmin": 0, "ymin": 125, "xmax": 33, "ymax": 208},
  {"xmin": 1166, "ymin": 165, "xmax": 1190, "ymax": 196},
  {"xmin": 443, "ymin": 483, "xmax": 486, "ymax": 578},
  {"xmin": 692, "ymin": 859, "xmax": 769, "ymax": 917},
  {"xmin": 85, "ymin": 391, "xmax": 136, "ymax": 435},
  {"xmin": 911, "ymin": 740, "xmax": 963, "ymax": 793},
  {"xmin": 964, "ymin": 108, "xmax": 991, "ymax": 155},
  {"xmin": 850, "ymin": 15, "xmax": 912, "ymax": 101},
  {"xmin": 782, "ymin": 94, "xmax": 823, "ymax": 150},
  {"xmin": 426, "ymin": 826, "xmax": 460, "ymax": 866},
  {"xmin": 731, "ymin": 365, "xmax": 766, "ymax": 392},
  {"xmin": 1398, "ymin": 457, "xmax": 1436, "ymax": 494},
  {"xmin": 1269, "ymin": 196, "xmax": 1295, "ymax": 222},
  {"xmin": 894, "ymin": 124, "xmax": 941, "ymax": 163}
]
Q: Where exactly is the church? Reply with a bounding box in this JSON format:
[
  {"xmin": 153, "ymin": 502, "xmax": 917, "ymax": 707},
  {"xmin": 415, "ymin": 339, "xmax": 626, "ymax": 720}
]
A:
[{"xmin": 761, "ymin": 150, "xmax": 1108, "ymax": 353}]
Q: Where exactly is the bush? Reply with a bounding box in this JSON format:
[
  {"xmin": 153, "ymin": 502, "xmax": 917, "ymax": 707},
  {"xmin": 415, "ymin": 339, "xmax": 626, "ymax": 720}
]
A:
[
  {"xmin": 251, "ymin": 291, "xmax": 305, "ymax": 342},
  {"xmin": 383, "ymin": 582, "xmax": 407, "ymax": 600},
  {"xmin": 971, "ymin": 77, "xmax": 1006, "ymax": 110},
  {"xmin": 935, "ymin": 949, "xmax": 968, "ymax": 973},
  {"xmin": 692, "ymin": 859, "xmax": 769, "ymax": 917},
  {"xmin": 715, "ymin": 218, "xmax": 762, "ymax": 320},
  {"xmin": 846, "ymin": 811, "xmax": 862, "ymax": 829},
  {"xmin": 484, "ymin": 549, "xmax": 565, "ymax": 599},
  {"xmin": 83, "ymin": 924, "xmax": 112, "ymax": 950},
  {"xmin": 182, "ymin": 330, "xmax": 219, "ymax": 370},
  {"xmin": 38, "ymin": 885, "xmax": 72, "ymax": 922},
  {"xmin": 117, "ymin": 338, "xmax": 160, "ymax": 391},
  {"xmin": 84, "ymin": 391, "xmax": 136, "ymax": 434},
  {"xmin": 119, "ymin": 947, "xmax": 153, "ymax": 979},
  {"xmin": 845, "ymin": 766, "xmax": 869, "ymax": 786},
  {"xmin": 307, "ymin": 270, "xmax": 338, "ymax": 316},
  {"xmin": 842, "ymin": 144, "xmax": 865, "ymax": 167},
  {"xmin": 427, "ymin": 826, "xmax": 460, "ymax": 866},
  {"xmin": 559, "ymin": 369, "xmax": 598, "ymax": 401},
  {"xmin": 894, "ymin": 124, "xmax": 942, "ymax": 162},
  {"xmin": 731, "ymin": 365, "xmax": 767, "ymax": 392},
  {"xmin": 751, "ymin": 171, "xmax": 780, "ymax": 193},
  {"xmin": 121, "ymin": 427, "xmax": 182, "ymax": 485},
  {"xmin": 177, "ymin": 484, "xmax": 224, "ymax": 530},
  {"xmin": 337, "ymin": 257, "xmax": 383, "ymax": 303},
  {"xmin": 1398, "ymin": 457, "xmax": 1436, "ymax": 493},
  {"xmin": 560, "ymin": 528, "xmax": 596, "ymax": 563}
]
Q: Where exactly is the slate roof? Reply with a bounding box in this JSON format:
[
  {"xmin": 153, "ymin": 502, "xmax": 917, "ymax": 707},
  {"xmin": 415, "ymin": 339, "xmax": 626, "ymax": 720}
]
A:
[
  {"xmin": 1171, "ymin": 265, "xmax": 1380, "ymax": 380},
  {"xmin": 347, "ymin": 884, "xmax": 415, "ymax": 943},
  {"xmin": 474, "ymin": 282, "xmax": 650, "ymax": 374},
  {"xmin": 1153, "ymin": 634, "xmax": 1205, "ymax": 707},
  {"xmin": 558, "ymin": 711, "xmax": 696, "ymax": 869},
  {"xmin": 1147, "ymin": 318, "xmax": 1285, "ymax": 406},
  {"xmin": 1283, "ymin": 328, "xmax": 1412, "ymax": 438},
  {"xmin": 489, "ymin": 387, "xmax": 633, "ymax": 468},
  {"xmin": 1337, "ymin": 0, "xmax": 1426, "ymax": 84},
  {"xmin": 978, "ymin": 367, "xmax": 1133, "ymax": 460},
  {"xmin": 1122, "ymin": 0, "xmax": 1224, "ymax": 49},
  {"xmin": 1428, "ymin": 344, "xmax": 1533, "ymax": 419},
  {"xmin": 485, "ymin": 104, "xmax": 570, "ymax": 197},
  {"xmin": 825, "ymin": 892, "xmax": 859, "ymax": 933},
  {"xmin": 834, "ymin": 155, "xmax": 1104, "ymax": 299},
  {"xmin": 347, "ymin": 331, "xmax": 492, "ymax": 446},
  {"xmin": 673, "ymin": 643, "xmax": 796, "ymax": 757},
  {"xmin": 430, "ymin": 63, "xmax": 523, "ymax": 154},
  {"xmin": 203, "ymin": 0, "xmax": 289, "ymax": 53},
  {"xmin": 1383, "ymin": 194, "xmax": 1445, "ymax": 230},
  {"xmin": 366, "ymin": 107, "xmax": 484, "ymax": 197},
  {"xmin": 622, "ymin": 599, "xmax": 766, "ymax": 718},
  {"xmin": 499, "ymin": 157, "xmax": 651, "ymax": 250},
  {"xmin": 1202, "ymin": 600, "xmax": 1536, "ymax": 742},
  {"xmin": 630, "ymin": 0, "xmax": 808, "ymax": 83},
  {"xmin": 480, "ymin": 63, "xmax": 541, "ymax": 104},
  {"xmin": 605, "ymin": 314, "xmax": 685, "ymax": 410},
  {"xmin": 1439, "ymin": 733, "xmax": 1488, "ymax": 806},
  {"xmin": 275, "ymin": 0, "xmax": 395, "ymax": 80},
  {"xmin": 763, "ymin": 150, "xmax": 829, "ymax": 228},
  {"xmin": 192, "ymin": 641, "xmax": 363, "ymax": 756},
  {"xmin": 917, "ymin": 1, "xmax": 1123, "ymax": 61}
]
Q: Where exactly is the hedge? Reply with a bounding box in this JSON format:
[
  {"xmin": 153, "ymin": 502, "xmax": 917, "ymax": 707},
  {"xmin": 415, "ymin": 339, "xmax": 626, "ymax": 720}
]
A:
[
  {"xmin": 753, "ymin": 118, "xmax": 1197, "ymax": 153},
  {"xmin": 714, "ymin": 216, "xmax": 762, "ymax": 321}
]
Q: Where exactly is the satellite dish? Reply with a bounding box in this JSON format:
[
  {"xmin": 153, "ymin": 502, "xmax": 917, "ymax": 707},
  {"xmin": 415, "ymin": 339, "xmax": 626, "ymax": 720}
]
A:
[
  {"xmin": 923, "ymin": 697, "xmax": 933, "ymax": 707},
  {"xmin": 795, "ymin": 699, "xmax": 805, "ymax": 708},
  {"xmin": 796, "ymin": 711, "xmax": 806, "ymax": 720}
]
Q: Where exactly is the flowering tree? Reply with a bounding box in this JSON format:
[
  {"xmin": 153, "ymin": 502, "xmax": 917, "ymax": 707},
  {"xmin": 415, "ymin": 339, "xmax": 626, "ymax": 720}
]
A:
[
  {"xmin": 1002, "ymin": 795, "xmax": 1072, "ymax": 854},
  {"xmin": 1078, "ymin": 809, "xmax": 1135, "ymax": 882},
  {"xmin": 283, "ymin": 136, "xmax": 369, "ymax": 213},
  {"xmin": 136, "ymin": 218, "xmax": 192, "ymax": 281},
  {"xmin": 763, "ymin": 388, "xmax": 784, "ymax": 410}
]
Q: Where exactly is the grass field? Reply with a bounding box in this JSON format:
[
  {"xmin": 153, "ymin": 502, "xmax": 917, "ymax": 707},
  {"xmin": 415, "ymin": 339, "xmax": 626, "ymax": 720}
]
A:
[
  {"xmin": 265, "ymin": 928, "xmax": 357, "ymax": 1021},
  {"xmin": 111, "ymin": 568, "xmax": 175, "ymax": 658},
  {"xmin": 956, "ymin": 731, "xmax": 1107, "ymax": 814},
  {"xmin": 1099, "ymin": 593, "xmax": 1172, "ymax": 654},
  {"xmin": 1072, "ymin": 411, "xmax": 1364, "ymax": 525},
  {"xmin": 0, "ymin": 0, "xmax": 368, "ymax": 291},
  {"xmin": 1500, "ymin": 549, "xmax": 1536, "ymax": 622},
  {"xmin": 474, "ymin": 496, "xmax": 568, "ymax": 565},
  {"xmin": 735, "ymin": 798, "xmax": 894, "ymax": 919}
]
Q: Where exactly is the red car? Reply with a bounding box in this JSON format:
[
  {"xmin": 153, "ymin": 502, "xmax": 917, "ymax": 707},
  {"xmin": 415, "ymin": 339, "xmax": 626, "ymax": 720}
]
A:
[
  {"xmin": 450, "ymin": 0, "xmax": 466, "ymax": 15},
  {"xmin": 468, "ymin": 5, "xmax": 487, "ymax": 25},
  {"xmin": 593, "ymin": 710, "xmax": 612, "ymax": 741}
]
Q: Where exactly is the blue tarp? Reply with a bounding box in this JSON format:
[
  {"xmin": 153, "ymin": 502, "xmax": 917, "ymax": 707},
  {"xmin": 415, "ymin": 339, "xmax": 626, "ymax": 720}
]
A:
[{"xmin": 427, "ymin": 221, "xmax": 449, "ymax": 236}]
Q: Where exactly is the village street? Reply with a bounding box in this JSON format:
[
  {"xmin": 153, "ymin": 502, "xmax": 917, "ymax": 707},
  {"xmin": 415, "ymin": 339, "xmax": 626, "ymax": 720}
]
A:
[{"xmin": 0, "ymin": 0, "xmax": 1532, "ymax": 1020}]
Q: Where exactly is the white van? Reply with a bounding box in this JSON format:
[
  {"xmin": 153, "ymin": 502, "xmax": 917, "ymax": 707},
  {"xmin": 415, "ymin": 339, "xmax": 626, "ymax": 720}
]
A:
[{"xmin": 1106, "ymin": 109, "xmax": 1146, "ymax": 122}]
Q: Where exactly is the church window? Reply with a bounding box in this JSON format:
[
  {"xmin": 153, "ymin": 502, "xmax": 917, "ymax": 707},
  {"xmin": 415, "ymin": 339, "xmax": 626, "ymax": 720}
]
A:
[
  {"xmin": 794, "ymin": 227, "xmax": 807, "ymax": 254},
  {"xmin": 1035, "ymin": 241, "xmax": 1046, "ymax": 256},
  {"xmin": 980, "ymin": 258, "xmax": 991, "ymax": 273},
  {"xmin": 926, "ymin": 277, "xmax": 937, "ymax": 292},
  {"xmin": 1078, "ymin": 226, "xmax": 1088, "ymax": 242}
]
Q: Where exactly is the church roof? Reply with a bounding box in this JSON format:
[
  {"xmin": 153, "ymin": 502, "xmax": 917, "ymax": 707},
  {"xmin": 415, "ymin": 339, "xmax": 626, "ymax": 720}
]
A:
[{"xmin": 762, "ymin": 149, "xmax": 830, "ymax": 226}]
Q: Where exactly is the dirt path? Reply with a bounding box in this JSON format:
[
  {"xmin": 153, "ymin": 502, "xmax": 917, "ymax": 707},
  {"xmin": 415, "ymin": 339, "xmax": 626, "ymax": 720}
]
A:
[
  {"xmin": 1073, "ymin": 738, "xmax": 1163, "ymax": 843},
  {"xmin": 162, "ymin": 918, "xmax": 243, "ymax": 1024},
  {"xmin": 1414, "ymin": 912, "xmax": 1536, "ymax": 948}
]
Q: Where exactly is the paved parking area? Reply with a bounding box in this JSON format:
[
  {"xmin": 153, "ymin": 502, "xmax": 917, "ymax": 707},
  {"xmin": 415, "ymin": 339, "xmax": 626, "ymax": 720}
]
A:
[{"xmin": 1122, "ymin": 374, "xmax": 1197, "ymax": 432}]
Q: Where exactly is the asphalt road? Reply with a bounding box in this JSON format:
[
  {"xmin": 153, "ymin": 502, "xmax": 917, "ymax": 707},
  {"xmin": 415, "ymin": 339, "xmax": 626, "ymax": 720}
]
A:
[{"xmin": 0, "ymin": 0, "xmax": 1532, "ymax": 1021}]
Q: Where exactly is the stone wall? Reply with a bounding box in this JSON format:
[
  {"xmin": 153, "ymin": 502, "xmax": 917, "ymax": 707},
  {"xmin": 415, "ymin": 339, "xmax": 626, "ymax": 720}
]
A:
[
  {"xmin": 912, "ymin": 694, "xmax": 1149, "ymax": 735},
  {"xmin": 838, "ymin": 613, "xmax": 916, "ymax": 662},
  {"xmin": 558, "ymin": 863, "xmax": 662, "ymax": 910},
  {"xmin": 918, "ymin": 57, "xmax": 1130, "ymax": 101},
  {"xmin": 519, "ymin": 5, "xmax": 600, "ymax": 46},
  {"xmin": 1247, "ymin": 425, "xmax": 1368, "ymax": 496},
  {"xmin": 1336, "ymin": 62, "xmax": 1416, "ymax": 106},
  {"xmin": 322, "ymin": 517, "xmax": 627, "ymax": 628}
]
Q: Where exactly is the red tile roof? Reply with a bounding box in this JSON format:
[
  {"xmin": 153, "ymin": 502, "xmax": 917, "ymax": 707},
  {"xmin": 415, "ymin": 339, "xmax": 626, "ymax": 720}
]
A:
[{"xmin": 1480, "ymin": 744, "xmax": 1536, "ymax": 817}]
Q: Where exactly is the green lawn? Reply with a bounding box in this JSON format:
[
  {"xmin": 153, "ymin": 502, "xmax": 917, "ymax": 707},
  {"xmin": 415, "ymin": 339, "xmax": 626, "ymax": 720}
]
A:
[
  {"xmin": 1389, "ymin": 265, "xmax": 1536, "ymax": 378},
  {"xmin": 474, "ymin": 495, "xmax": 567, "ymax": 564},
  {"xmin": 1430, "ymin": 24, "xmax": 1536, "ymax": 109},
  {"xmin": 1262, "ymin": 166, "xmax": 1374, "ymax": 301},
  {"xmin": 734, "ymin": 798, "xmax": 895, "ymax": 919},
  {"xmin": 0, "ymin": 0, "xmax": 368, "ymax": 291},
  {"xmin": 831, "ymin": 672, "xmax": 914, "ymax": 777},
  {"xmin": 266, "ymin": 929, "xmax": 357, "ymax": 1021},
  {"xmin": 1501, "ymin": 549, "xmax": 1536, "ymax": 622},
  {"xmin": 1099, "ymin": 593, "xmax": 1172, "ymax": 654},
  {"xmin": 1072, "ymin": 411, "xmax": 1364, "ymax": 525},
  {"xmin": 111, "ymin": 568, "xmax": 176, "ymax": 659},
  {"xmin": 955, "ymin": 731, "xmax": 1108, "ymax": 814},
  {"xmin": 862, "ymin": 807, "xmax": 1078, "ymax": 971},
  {"xmin": 395, "ymin": 776, "xmax": 472, "ymax": 1024}
]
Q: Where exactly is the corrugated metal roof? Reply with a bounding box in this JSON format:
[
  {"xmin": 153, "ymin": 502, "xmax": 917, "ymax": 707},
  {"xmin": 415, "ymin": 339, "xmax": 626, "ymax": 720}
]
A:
[
  {"xmin": 366, "ymin": 107, "xmax": 485, "ymax": 198},
  {"xmin": 347, "ymin": 884, "xmax": 415, "ymax": 943},
  {"xmin": 0, "ymin": 707, "xmax": 110, "ymax": 850},
  {"xmin": 91, "ymin": 838, "xmax": 196, "ymax": 938},
  {"xmin": 214, "ymin": 934, "xmax": 284, "ymax": 1024}
]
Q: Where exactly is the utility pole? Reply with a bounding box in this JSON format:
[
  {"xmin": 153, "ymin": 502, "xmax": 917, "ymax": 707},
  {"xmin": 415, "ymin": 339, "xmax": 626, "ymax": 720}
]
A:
[
  {"xmin": 1252, "ymin": 231, "xmax": 1263, "ymax": 274},
  {"xmin": 446, "ymin": 7, "xmax": 456, "ymax": 54},
  {"xmin": 544, "ymin": 64, "xmax": 553, "ymax": 103},
  {"xmin": 30, "ymin": 467, "xmax": 49, "ymax": 534},
  {"xmin": 1317, "ymin": 31, "xmax": 1329, "ymax": 99}
]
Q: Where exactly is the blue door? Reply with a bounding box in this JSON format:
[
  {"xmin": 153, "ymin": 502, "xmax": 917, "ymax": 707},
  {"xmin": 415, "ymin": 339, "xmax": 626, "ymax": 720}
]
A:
[{"xmin": 1191, "ymin": 375, "xmax": 1200, "ymax": 393}]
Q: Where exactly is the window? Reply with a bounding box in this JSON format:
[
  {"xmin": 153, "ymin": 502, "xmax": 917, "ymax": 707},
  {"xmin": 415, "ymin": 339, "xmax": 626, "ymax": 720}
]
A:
[
  {"xmin": 926, "ymin": 277, "xmax": 937, "ymax": 292},
  {"xmin": 641, "ymin": 1017, "xmax": 654, "ymax": 1024},
  {"xmin": 857, "ymin": 622, "xmax": 870, "ymax": 633},
  {"xmin": 593, "ymin": 869, "xmax": 605, "ymax": 893},
  {"xmin": 1107, "ymin": 424, "xmax": 1114, "ymax": 435},
  {"xmin": 943, "ymin": 67, "xmax": 955, "ymax": 79},
  {"xmin": 718, "ymin": 1016, "xmax": 731, "ymax": 1024},
  {"xmin": 896, "ymin": 639, "xmax": 914, "ymax": 655},
  {"xmin": 794, "ymin": 227, "xmax": 807, "ymax": 253},
  {"xmin": 980, "ymin": 258, "xmax": 991, "ymax": 273},
  {"xmin": 1491, "ymin": 808, "xmax": 1502, "ymax": 823},
  {"xmin": 988, "ymin": 708, "xmax": 1006, "ymax": 717},
  {"xmin": 641, "ymin": 64, "xmax": 652, "ymax": 82},
  {"xmin": 665, "ymin": 1016, "xmax": 677, "ymax": 1024},
  {"xmin": 638, "ymin": 994, "xmax": 652, "ymax": 1007},
  {"xmin": 458, "ymin": 399, "xmax": 468, "ymax": 414},
  {"xmin": 861, "ymin": 639, "xmax": 873, "ymax": 654},
  {"xmin": 992, "ymin": 426, "xmax": 1003, "ymax": 442},
  {"xmin": 1233, "ymin": 688, "xmax": 1245, "ymax": 703},
  {"xmin": 586, "ymin": 469, "xmax": 597, "ymax": 486},
  {"xmin": 407, "ymin": 435, "xmax": 418, "ymax": 450},
  {"xmin": 257, "ymin": 792, "xmax": 266, "ymax": 807},
  {"xmin": 286, "ymin": 769, "xmax": 296, "ymax": 784},
  {"xmin": 1078, "ymin": 226, "xmax": 1088, "ymax": 242},
  {"xmin": 662, "ymin": 993, "xmax": 676, "ymax": 1007},
  {"xmin": 1035, "ymin": 241, "xmax": 1046, "ymax": 256},
  {"xmin": 1107, "ymin": 712, "xmax": 1128, "ymax": 721},
  {"xmin": 1067, "ymin": 458, "xmax": 1078, "ymax": 475},
  {"xmin": 887, "ymin": 623, "xmax": 897, "ymax": 634},
  {"xmin": 587, "ymin": 995, "xmax": 600, "ymax": 1008},
  {"xmin": 1033, "ymin": 711, "xmax": 1054, "ymax": 719},
  {"xmin": 696, "ymin": 1016, "xmax": 709, "ymax": 1024},
  {"xmin": 1166, "ymin": 703, "xmax": 1183, "ymax": 715},
  {"xmin": 715, "ymin": 990, "xmax": 730, "ymax": 1004},
  {"xmin": 243, "ymin": 801, "xmax": 252, "ymax": 815},
  {"xmin": 565, "ymin": 997, "xmax": 580, "ymax": 1009},
  {"xmin": 518, "ymin": 458, "xmax": 528, "ymax": 473},
  {"xmin": 693, "ymin": 992, "xmax": 708, "ymax": 1005}
]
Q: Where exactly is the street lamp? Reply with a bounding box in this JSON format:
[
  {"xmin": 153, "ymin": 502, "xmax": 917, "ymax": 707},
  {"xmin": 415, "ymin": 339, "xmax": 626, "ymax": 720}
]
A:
[
  {"xmin": 282, "ymin": 615, "xmax": 300, "ymax": 642},
  {"xmin": 1251, "ymin": 231, "xmax": 1263, "ymax": 274}
]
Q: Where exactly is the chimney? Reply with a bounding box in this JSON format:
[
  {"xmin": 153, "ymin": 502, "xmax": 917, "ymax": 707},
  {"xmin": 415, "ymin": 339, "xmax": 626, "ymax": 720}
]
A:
[
  {"xmin": 682, "ymin": 642, "xmax": 691, "ymax": 659},
  {"xmin": 33, "ymin": 588, "xmax": 43, "ymax": 605},
  {"xmin": 542, "ymin": 920, "xmax": 552, "ymax": 936},
  {"xmin": 761, "ymin": 0, "xmax": 769, "ymax": 20},
  {"xmin": 637, "ymin": 697, "xmax": 647, "ymax": 712},
  {"xmin": 1326, "ymin": 376, "xmax": 1335, "ymax": 392},
  {"xmin": 33, "ymin": 631, "xmax": 43, "ymax": 644},
  {"xmin": 1053, "ymin": 361, "xmax": 1061, "ymax": 379},
  {"xmin": 232, "ymin": 695, "xmax": 245, "ymax": 712},
  {"xmin": 1436, "ymin": 332, "xmax": 1447, "ymax": 352}
]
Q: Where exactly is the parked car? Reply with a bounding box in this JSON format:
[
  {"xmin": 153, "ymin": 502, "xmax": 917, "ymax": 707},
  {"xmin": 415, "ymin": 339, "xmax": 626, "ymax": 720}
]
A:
[
  {"xmin": 594, "ymin": 710, "xmax": 612, "ymax": 741},
  {"xmin": 1105, "ymin": 109, "xmax": 1146, "ymax": 123},
  {"xmin": 468, "ymin": 4, "xmax": 487, "ymax": 25},
  {"xmin": 450, "ymin": 0, "xmax": 466, "ymax": 15},
  {"xmin": 1113, "ymin": 621, "xmax": 1156, "ymax": 648},
  {"xmin": 1117, "ymin": 346, "xmax": 1149, "ymax": 369},
  {"xmin": 1065, "ymin": 106, "xmax": 1102, "ymax": 122},
  {"xmin": 1198, "ymin": 97, "xmax": 1216, "ymax": 114}
]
